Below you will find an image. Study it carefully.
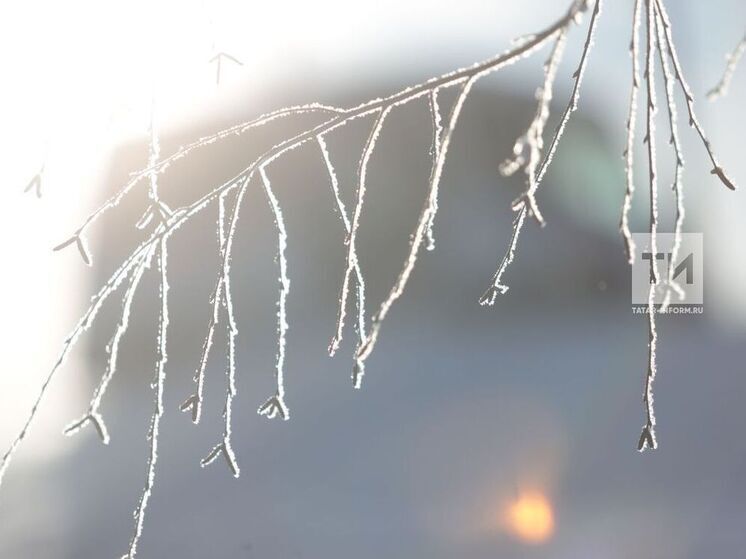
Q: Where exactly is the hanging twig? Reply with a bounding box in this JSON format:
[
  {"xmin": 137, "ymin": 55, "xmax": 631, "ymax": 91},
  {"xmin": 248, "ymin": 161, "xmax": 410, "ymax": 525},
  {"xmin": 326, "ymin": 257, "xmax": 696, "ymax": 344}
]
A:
[
  {"xmin": 620, "ymin": 0, "xmax": 642, "ymax": 264},
  {"xmin": 257, "ymin": 166, "xmax": 290, "ymax": 420},
  {"xmin": 502, "ymin": 29, "xmax": 569, "ymax": 226},
  {"xmin": 9, "ymin": 1, "xmax": 738, "ymax": 550},
  {"xmin": 23, "ymin": 167, "xmax": 43, "ymax": 199},
  {"xmin": 424, "ymin": 87, "xmax": 444, "ymax": 251},
  {"xmin": 1, "ymin": 2, "xmax": 596, "ymax": 494},
  {"xmin": 654, "ymin": 6, "xmax": 685, "ymax": 311},
  {"xmin": 122, "ymin": 235, "xmax": 170, "ymax": 558},
  {"xmin": 181, "ymin": 175, "xmax": 251, "ymax": 426},
  {"xmin": 328, "ymin": 107, "xmax": 390, "ymax": 366},
  {"xmin": 654, "ymin": 0, "xmax": 737, "ymax": 191},
  {"xmin": 480, "ymin": 0, "xmax": 602, "ymax": 305},
  {"xmin": 199, "ymin": 193, "xmax": 241, "ymax": 477},
  {"xmin": 356, "ymin": 77, "xmax": 475, "ymax": 373},
  {"xmin": 638, "ymin": 0, "xmax": 659, "ymax": 452},
  {"xmin": 64, "ymin": 243, "xmax": 157, "ymax": 444},
  {"xmin": 317, "ymin": 135, "xmax": 368, "ymax": 386},
  {"xmin": 210, "ymin": 51, "xmax": 243, "ymax": 86},
  {"xmin": 707, "ymin": 33, "xmax": 746, "ymax": 101}
]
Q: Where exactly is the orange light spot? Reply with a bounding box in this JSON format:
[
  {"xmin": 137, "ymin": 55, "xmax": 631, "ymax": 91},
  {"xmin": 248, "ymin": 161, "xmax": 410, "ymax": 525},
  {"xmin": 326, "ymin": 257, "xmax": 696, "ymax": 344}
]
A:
[{"xmin": 503, "ymin": 490, "xmax": 554, "ymax": 544}]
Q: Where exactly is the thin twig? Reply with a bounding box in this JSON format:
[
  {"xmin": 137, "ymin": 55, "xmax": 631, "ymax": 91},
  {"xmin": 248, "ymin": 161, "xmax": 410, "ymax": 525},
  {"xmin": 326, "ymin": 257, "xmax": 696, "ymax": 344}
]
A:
[
  {"xmin": 480, "ymin": 0, "xmax": 602, "ymax": 305},
  {"xmin": 64, "ymin": 243, "xmax": 157, "ymax": 444},
  {"xmin": 654, "ymin": 0, "xmax": 738, "ymax": 191},
  {"xmin": 56, "ymin": 1, "xmax": 590, "ymax": 268},
  {"xmin": 424, "ymin": 87, "xmax": 444, "ymax": 251},
  {"xmin": 504, "ymin": 29, "xmax": 569, "ymax": 226},
  {"xmin": 199, "ymin": 192, "xmax": 241, "ymax": 477},
  {"xmin": 1, "ymin": 0, "xmax": 596, "ymax": 509},
  {"xmin": 317, "ymin": 134, "xmax": 368, "ymax": 385},
  {"xmin": 707, "ymin": 33, "xmax": 746, "ymax": 101},
  {"xmin": 23, "ymin": 167, "xmax": 43, "ymax": 199},
  {"xmin": 257, "ymin": 166, "xmax": 290, "ymax": 420},
  {"xmin": 123, "ymin": 235, "xmax": 170, "ymax": 559},
  {"xmin": 654, "ymin": 6, "xmax": 685, "ymax": 311},
  {"xmin": 639, "ymin": 0, "xmax": 659, "ymax": 452},
  {"xmin": 56, "ymin": 104, "xmax": 342, "ymax": 263},
  {"xmin": 356, "ymin": 78, "xmax": 474, "ymax": 373},
  {"xmin": 0, "ymin": 233, "xmax": 155, "ymax": 490},
  {"xmin": 328, "ymin": 107, "xmax": 389, "ymax": 360},
  {"xmin": 181, "ymin": 175, "xmax": 252, "ymax": 426},
  {"xmin": 137, "ymin": 99, "xmax": 172, "ymax": 230},
  {"xmin": 620, "ymin": 0, "xmax": 642, "ymax": 264}
]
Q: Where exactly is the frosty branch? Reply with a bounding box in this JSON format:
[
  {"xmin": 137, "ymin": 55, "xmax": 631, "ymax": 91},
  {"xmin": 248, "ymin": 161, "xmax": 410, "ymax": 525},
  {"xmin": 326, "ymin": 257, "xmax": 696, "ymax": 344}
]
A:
[
  {"xmin": 707, "ymin": 32, "xmax": 746, "ymax": 101},
  {"xmin": 634, "ymin": 0, "xmax": 737, "ymax": 451},
  {"xmin": 2, "ymin": 0, "xmax": 740, "ymax": 555}
]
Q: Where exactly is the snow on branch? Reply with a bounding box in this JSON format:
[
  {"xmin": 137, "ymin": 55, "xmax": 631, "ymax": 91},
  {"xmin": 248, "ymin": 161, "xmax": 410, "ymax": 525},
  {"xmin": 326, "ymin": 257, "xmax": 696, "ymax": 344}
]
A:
[
  {"xmin": 256, "ymin": 166, "xmax": 290, "ymax": 420},
  {"xmin": 654, "ymin": 6, "xmax": 685, "ymax": 312},
  {"xmin": 480, "ymin": 0, "xmax": 602, "ymax": 305},
  {"xmin": 122, "ymin": 235, "xmax": 170, "ymax": 559},
  {"xmin": 0, "ymin": 232, "xmax": 158, "ymax": 489},
  {"xmin": 620, "ymin": 0, "xmax": 642, "ymax": 265},
  {"xmin": 64, "ymin": 243, "xmax": 157, "ymax": 444},
  {"xmin": 318, "ymin": 134, "xmax": 368, "ymax": 386},
  {"xmin": 654, "ymin": 0, "xmax": 737, "ymax": 191},
  {"xmin": 639, "ymin": 0, "xmax": 660, "ymax": 452},
  {"xmin": 501, "ymin": 28, "xmax": 568, "ymax": 226},
  {"xmin": 1, "ymin": 0, "xmax": 740, "ymax": 553},
  {"xmin": 327, "ymin": 106, "xmax": 391, "ymax": 388},
  {"xmin": 633, "ymin": 0, "xmax": 739, "ymax": 452},
  {"xmin": 424, "ymin": 88, "xmax": 444, "ymax": 251},
  {"xmin": 707, "ymin": 33, "xmax": 746, "ymax": 101},
  {"xmin": 357, "ymin": 76, "xmax": 476, "ymax": 374},
  {"xmin": 197, "ymin": 188, "xmax": 244, "ymax": 477}
]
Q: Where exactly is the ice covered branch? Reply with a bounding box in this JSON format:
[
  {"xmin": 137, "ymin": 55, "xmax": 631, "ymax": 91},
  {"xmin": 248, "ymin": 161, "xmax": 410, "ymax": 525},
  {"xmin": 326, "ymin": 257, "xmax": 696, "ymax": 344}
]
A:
[
  {"xmin": 654, "ymin": 6, "xmax": 685, "ymax": 311},
  {"xmin": 707, "ymin": 33, "xmax": 746, "ymax": 101},
  {"xmin": 501, "ymin": 28, "xmax": 568, "ymax": 226},
  {"xmin": 318, "ymin": 134, "xmax": 369, "ymax": 386},
  {"xmin": 63, "ymin": 244, "xmax": 157, "ymax": 444},
  {"xmin": 197, "ymin": 189, "xmax": 244, "ymax": 477},
  {"xmin": 654, "ymin": 0, "xmax": 737, "ymax": 191},
  {"xmin": 256, "ymin": 166, "xmax": 290, "ymax": 420},
  {"xmin": 620, "ymin": 0, "xmax": 642, "ymax": 264},
  {"xmin": 0, "ymin": 233, "xmax": 156, "ymax": 490},
  {"xmin": 181, "ymin": 174, "xmax": 251, "ymax": 427},
  {"xmin": 638, "ymin": 0, "xmax": 660, "ymax": 453},
  {"xmin": 356, "ymin": 77, "xmax": 475, "ymax": 373},
  {"xmin": 328, "ymin": 106, "xmax": 390, "ymax": 386},
  {"xmin": 480, "ymin": 0, "xmax": 602, "ymax": 305},
  {"xmin": 4, "ymin": 0, "xmax": 741, "ymax": 553},
  {"xmin": 122, "ymin": 235, "xmax": 170, "ymax": 559},
  {"xmin": 0, "ymin": 0, "xmax": 597, "ymax": 499},
  {"xmin": 634, "ymin": 0, "xmax": 740, "ymax": 452},
  {"xmin": 54, "ymin": 104, "xmax": 342, "ymax": 266}
]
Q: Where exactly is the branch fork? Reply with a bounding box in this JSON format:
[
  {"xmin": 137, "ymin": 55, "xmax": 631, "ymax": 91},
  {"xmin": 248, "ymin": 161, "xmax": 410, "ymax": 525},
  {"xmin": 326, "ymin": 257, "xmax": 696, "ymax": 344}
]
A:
[
  {"xmin": 63, "ymin": 411, "xmax": 110, "ymax": 445},
  {"xmin": 200, "ymin": 439, "xmax": 240, "ymax": 478},
  {"xmin": 53, "ymin": 232, "xmax": 92, "ymax": 266},
  {"xmin": 257, "ymin": 394, "xmax": 289, "ymax": 421},
  {"xmin": 179, "ymin": 394, "xmax": 200, "ymax": 424}
]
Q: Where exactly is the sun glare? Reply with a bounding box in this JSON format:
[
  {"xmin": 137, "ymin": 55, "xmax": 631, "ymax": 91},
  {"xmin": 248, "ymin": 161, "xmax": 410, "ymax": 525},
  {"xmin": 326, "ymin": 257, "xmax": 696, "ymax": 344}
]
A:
[{"xmin": 503, "ymin": 490, "xmax": 555, "ymax": 544}]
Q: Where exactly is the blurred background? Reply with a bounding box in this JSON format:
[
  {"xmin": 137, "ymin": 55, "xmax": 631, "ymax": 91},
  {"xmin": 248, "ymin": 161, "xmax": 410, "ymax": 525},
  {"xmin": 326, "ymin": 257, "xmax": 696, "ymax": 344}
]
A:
[{"xmin": 1, "ymin": 1, "xmax": 745, "ymax": 557}]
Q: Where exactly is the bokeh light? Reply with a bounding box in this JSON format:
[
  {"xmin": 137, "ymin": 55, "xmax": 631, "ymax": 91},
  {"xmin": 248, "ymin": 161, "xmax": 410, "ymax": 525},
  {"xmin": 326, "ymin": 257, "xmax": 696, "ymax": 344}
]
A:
[{"xmin": 503, "ymin": 489, "xmax": 555, "ymax": 544}]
